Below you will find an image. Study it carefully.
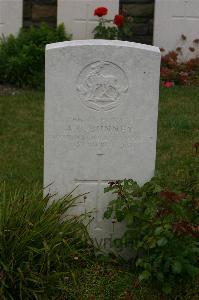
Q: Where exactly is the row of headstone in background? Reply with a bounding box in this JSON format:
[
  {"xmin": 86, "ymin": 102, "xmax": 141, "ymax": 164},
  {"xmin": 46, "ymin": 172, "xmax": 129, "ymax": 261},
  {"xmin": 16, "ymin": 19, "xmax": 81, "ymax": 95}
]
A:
[
  {"xmin": 0, "ymin": 0, "xmax": 23, "ymax": 37},
  {"xmin": 44, "ymin": 39, "xmax": 161, "ymax": 250},
  {"xmin": 0, "ymin": 0, "xmax": 199, "ymax": 59},
  {"xmin": 23, "ymin": 0, "xmax": 155, "ymax": 44},
  {"xmin": 58, "ymin": 0, "xmax": 119, "ymax": 40},
  {"xmin": 154, "ymin": 0, "xmax": 199, "ymax": 60}
]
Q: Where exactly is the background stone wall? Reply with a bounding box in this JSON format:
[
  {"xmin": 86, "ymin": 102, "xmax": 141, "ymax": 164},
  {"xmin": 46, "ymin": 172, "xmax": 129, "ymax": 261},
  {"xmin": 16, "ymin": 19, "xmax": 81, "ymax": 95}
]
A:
[
  {"xmin": 23, "ymin": 0, "xmax": 155, "ymax": 44},
  {"xmin": 120, "ymin": 0, "xmax": 155, "ymax": 45}
]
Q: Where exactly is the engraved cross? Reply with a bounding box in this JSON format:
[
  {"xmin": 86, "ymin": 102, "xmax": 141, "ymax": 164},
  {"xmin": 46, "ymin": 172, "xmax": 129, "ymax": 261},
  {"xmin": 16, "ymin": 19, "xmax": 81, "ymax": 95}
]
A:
[{"xmin": 74, "ymin": 153, "xmax": 113, "ymax": 223}]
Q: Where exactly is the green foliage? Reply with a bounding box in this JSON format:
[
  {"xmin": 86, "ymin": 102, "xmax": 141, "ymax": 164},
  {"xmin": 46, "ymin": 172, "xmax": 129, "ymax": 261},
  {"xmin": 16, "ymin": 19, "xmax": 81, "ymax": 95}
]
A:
[
  {"xmin": 0, "ymin": 23, "xmax": 71, "ymax": 88},
  {"xmin": 93, "ymin": 17, "xmax": 134, "ymax": 41},
  {"xmin": 93, "ymin": 19, "xmax": 118, "ymax": 40},
  {"xmin": 0, "ymin": 184, "xmax": 94, "ymax": 299},
  {"xmin": 104, "ymin": 157, "xmax": 199, "ymax": 294}
]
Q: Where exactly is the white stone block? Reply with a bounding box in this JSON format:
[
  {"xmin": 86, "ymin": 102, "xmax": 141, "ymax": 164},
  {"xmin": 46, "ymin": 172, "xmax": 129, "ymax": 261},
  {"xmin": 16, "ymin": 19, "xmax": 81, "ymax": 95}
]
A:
[
  {"xmin": 154, "ymin": 0, "xmax": 199, "ymax": 59},
  {"xmin": 0, "ymin": 0, "xmax": 23, "ymax": 37},
  {"xmin": 44, "ymin": 40, "xmax": 160, "ymax": 250},
  {"xmin": 57, "ymin": 0, "xmax": 119, "ymax": 40}
]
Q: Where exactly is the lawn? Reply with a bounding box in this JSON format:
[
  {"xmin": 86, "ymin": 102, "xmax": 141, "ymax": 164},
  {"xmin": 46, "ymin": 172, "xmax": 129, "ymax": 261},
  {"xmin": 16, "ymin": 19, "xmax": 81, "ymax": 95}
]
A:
[{"xmin": 0, "ymin": 86, "xmax": 199, "ymax": 299}]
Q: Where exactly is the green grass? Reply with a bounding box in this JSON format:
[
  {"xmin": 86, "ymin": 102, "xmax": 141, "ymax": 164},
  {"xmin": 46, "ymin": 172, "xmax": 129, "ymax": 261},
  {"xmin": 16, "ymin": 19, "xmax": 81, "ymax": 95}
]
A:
[
  {"xmin": 0, "ymin": 90, "xmax": 44, "ymax": 189},
  {"xmin": 0, "ymin": 86, "xmax": 199, "ymax": 299},
  {"xmin": 156, "ymin": 86, "xmax": 198, "ymax": 187}
]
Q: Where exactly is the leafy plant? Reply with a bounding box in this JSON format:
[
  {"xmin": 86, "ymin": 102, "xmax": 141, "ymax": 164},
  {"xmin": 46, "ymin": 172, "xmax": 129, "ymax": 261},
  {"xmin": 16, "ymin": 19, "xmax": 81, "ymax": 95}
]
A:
[
  {"xmin": 104, "ymin": 156, "xmax": 199, "ymax": 294},
  {"xmin": 0, "ymin": 184, "xmax": 94, "ymax": 299},
  {"xmin": 0, "ymin": 23, "xmax": 71, "ymax": 88},
  {"xmin": 93, "ymin": 7, "xmax": 134, "ymax": 41}
]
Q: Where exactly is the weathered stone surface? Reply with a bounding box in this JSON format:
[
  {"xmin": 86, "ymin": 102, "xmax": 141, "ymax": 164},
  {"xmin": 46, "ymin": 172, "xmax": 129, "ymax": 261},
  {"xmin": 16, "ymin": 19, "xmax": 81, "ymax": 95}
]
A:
[
  {"xmin": 0, "ymin": 0, "xmax": 23, "ymax": 37},
  {"xmin": 57, "ymin": 0, "xmax": 119, "ymax": 39},
  {"xmin": 44, "ymin": 40, "xmax": 160, "ymax": 250},
  {"xmin": 154, "ymin": 0, "xmax": 199, "ymax": 59},
  {"xmin": 123, "ymin": 3, "xmax": 154, "ymax": 17}
]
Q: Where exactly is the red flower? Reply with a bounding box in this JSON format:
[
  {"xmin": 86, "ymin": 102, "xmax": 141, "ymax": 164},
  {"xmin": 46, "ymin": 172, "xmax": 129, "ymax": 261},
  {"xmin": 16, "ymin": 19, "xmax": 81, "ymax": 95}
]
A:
[
  {"xmin": 94, "ymin": 7, "xmax": 108, "ymax": 17},
  {"xmin": 163, "ymin": 81, "xmax": 175, "ymax": 88},
  {"xmin": 114, "ymin": 15, "xmax": 124, "ymax": 27}
]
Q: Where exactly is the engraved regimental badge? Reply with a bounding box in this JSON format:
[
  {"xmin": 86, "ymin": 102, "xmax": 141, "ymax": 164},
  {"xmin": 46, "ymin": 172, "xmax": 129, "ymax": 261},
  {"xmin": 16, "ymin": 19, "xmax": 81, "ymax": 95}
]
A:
[{"xmin": 77, "ymin": 61, "xmax": 128, "ymax": 111}]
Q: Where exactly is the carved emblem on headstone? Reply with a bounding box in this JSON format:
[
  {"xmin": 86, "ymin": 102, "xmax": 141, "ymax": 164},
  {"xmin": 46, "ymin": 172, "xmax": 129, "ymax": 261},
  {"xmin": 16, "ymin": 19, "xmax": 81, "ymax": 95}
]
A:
[{"xmin": 77, "ymin": 61, "xmax": 128, "ymax": 111}]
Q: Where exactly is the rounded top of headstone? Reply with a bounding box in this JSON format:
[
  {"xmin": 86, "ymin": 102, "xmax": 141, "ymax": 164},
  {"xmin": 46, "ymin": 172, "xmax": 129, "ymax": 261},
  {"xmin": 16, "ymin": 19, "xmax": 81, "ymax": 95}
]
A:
[{"xmin": 46, "ymin": 39, "xmax": 160, "ymax": 54}]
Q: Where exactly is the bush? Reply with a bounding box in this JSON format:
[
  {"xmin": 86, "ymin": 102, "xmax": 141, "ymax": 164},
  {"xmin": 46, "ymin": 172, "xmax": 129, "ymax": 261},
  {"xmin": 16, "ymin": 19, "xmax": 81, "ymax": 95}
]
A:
[
  {"xmin": 104, "ymin": 156, "xmax": 199, "ymax": 295},
  {"xmin": 0, "ymin": 23, "xmax": 71, "ymax": 88},
  {"xmin": 93, "ymin": 7, "xmax": 134, "ymax": 41},
  {"xmin": 0, "ymin": 184, "xmax": 94, "ymax": 299},
  {"xmin": 161, "ymin": 51, "xmax": 199, "ymax": 86},
  {"xmin": 160, "ymin": 37, "xmax": 199, "ymax": 86}
]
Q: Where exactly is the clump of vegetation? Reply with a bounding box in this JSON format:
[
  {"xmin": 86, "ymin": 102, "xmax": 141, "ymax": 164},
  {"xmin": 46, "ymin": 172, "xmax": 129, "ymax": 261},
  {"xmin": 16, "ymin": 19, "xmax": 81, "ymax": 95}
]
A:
[
  {"xmin": 93, "ymin": 6, "xmax": 134, "ymax": 41},
  {"xmin": 160, "ymin": 36, "xmax": 199, "ymax": 86},
  {"xmin": 0, "ymin": 184, "xmax": 94, "ymax": 299},
  {"xmin": 0, "ymin": 23, "xmax": 71, "ymax": 88},
  {"xmin": 104, "ymin": 156, "xmax": 199, "ymax": 295}
]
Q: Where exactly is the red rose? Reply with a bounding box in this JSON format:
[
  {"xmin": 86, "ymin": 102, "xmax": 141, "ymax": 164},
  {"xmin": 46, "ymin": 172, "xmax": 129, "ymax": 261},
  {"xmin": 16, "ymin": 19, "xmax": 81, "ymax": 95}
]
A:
[
  {"xmin": 163, "ymin": 81, "xmax": 174, "ymax": 88},
  {"xmin": 114, "ymin": 15, "xmax": 124, "ymax": 27},
  {"xmin": 94, "ymin": 7, "xmax": 108, "ymax": 17}
]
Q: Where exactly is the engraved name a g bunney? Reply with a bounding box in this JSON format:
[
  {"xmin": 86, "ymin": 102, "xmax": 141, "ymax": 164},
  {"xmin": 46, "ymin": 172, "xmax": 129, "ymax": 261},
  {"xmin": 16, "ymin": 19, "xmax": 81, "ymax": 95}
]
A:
[{"xmin": 77, "ymin": 61, "xmax": 128, "ymax": 111}]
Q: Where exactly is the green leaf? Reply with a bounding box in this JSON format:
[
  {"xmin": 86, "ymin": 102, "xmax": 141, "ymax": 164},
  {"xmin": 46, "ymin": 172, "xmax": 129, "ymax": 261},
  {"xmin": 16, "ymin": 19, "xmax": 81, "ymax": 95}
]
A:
[
  {"xmin": 154, "ymin": 226, "xmax": 163, "ymax": 235},
  {"xmin": 157, "ymin": 237, "xmax": 168, "ymax": 247},
  {"xmin": 125, "ymin": 212, "xmax": 134, "ymax": 225},
  {"xmin": 191, "ymin": 247, "xmax": 199, "ymax": 254},
  {"xmin": 147, "ymin": 236, "xmax": 156, "ymax": 248},
  {"xmin": 185, "ymin": 264, "xmax": 199, "ymax": 276},
  {"xmin": 138, "ymin": 271, "xmax": 151, "ymax": 281},
  {"xmin": 104, "ymin": 187, "xmax": 112, "ymax": 193},
  {"xmin": 103, "ymin": 207, "xmax": 113, "ymax": 219},
  {"xmin": 154, "ymin": 184, "xmax": 162, "ymax": 193},
  {"xmin": 135, "ymin": 258, "xmax": 143, "ymax": 267},
  {"xmin": 172, "ymin": 261, "xmax": 182, "ymax": 274},
  {"xmin": 156, "ymin": 272, "xmax": 164, "ymax": 282},
  {"xmin": 162, "ymin": 282, "xmax": 172, "ymax": 294},
  {"xmin": 115, "ymin": 210, "xmax": 124, "ymax": 222}
]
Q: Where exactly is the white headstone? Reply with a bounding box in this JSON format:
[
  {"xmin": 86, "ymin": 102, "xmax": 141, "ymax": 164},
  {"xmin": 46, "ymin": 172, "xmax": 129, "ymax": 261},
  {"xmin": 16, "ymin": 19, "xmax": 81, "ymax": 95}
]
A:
[
  {"xmin": 57, "ymin": 0, "xmax": 119, "ymax": 40},
  {"xmin": 0, "ymin": 0, "xmax": 23, "ymax": 37},
  {"xmin": 154, "ymin": 0, "xmax": 199, "ymax": 59},
  {"xmin": 44, "ymin": 40, "xmax": 160, "ymax": 250}
]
